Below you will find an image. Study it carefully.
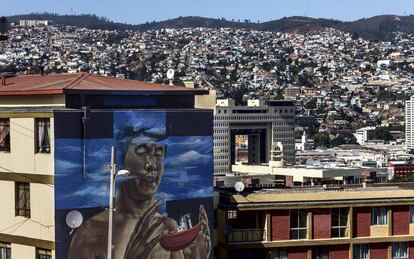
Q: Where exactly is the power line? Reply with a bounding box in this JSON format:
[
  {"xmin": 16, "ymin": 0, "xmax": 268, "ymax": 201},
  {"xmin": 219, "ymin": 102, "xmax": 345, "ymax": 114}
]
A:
[
  {"xmin": 8, "ymin": 219, "xmax": 28, "ymax": 235},
  {"xmin": 0, "ymin": 219, "xmax": 28, "ymax": 233},
  {"xmin": 29, "ymin": 218, "xmax": 54, "ymax": 228}
]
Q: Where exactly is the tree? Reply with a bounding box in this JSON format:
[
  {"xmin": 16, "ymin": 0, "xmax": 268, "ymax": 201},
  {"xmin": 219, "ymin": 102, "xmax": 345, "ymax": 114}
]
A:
[
  {"xmin": 304, "ymin": 99, "xmax": 317, "ymax": 109},
  {"xmin": 343, "ymin": 133, "xmax": 357, "ymax": 145},
  {"xmin": 313, "ymin": 132, "xmax": 330, "ymax": 148},
  {"xmin": 331, "ymin": 133, "xmax": 357, "ymax": 147},
  {"xmin": 297, "ymin": 73, "xmax": 314, "ymax": 87},
  {"xmin": 331, "ymin": 135, "xmax": 346, "ymax": 147},
  {"xmin": 319, "ymin": 66, "xmax": 329, "ymax": 75},
  {"xmin": 261, "ymin": 62, "xmax": 272, "ymax": 72},
  {"xmin": 374, "ymin": 127, "xmax": 393, "ymax": 141},
  {"xmin": 295, "ymin": 130, "xmax": 304, "ymax": 139}
]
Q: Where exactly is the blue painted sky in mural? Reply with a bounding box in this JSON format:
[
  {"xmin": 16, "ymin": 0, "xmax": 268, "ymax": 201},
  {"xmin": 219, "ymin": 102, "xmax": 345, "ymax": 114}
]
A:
[
  {"xmin": 55, "ymin": 138, "xmax": 112, "ymax": 209},
  {"xmin": 55, "ymin": 111, "xmax": 213, "ymax": 210}
]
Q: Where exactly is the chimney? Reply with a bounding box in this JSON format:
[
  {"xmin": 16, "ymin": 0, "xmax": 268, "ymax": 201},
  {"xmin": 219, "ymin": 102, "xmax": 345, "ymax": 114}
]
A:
[{"xmin": 0, "ymin": 75, "xmax": 5, "ymax": 86}]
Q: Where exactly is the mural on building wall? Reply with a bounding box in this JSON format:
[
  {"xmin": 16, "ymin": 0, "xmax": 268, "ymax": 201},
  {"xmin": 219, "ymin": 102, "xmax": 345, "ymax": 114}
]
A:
[{"xmin": 55, "ymin": 110, "xmax": 213, "ymax": 259}]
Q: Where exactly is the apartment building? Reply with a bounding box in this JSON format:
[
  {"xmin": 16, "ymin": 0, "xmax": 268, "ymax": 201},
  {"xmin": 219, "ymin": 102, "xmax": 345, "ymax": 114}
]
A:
[
  {"xmin": 0, "ymin": 73, "xmax": 212, "ymax": 259},
  {"xmin": 0, "ymin": 92, "xmax": 56, "ymax": 259},
  {"xmin": 406, "ymin": 95, "xmax": 414, "ymax": 150},
  {"xmin": 217, "ymin": 184, "xmax": 414, "ymax": 259}
]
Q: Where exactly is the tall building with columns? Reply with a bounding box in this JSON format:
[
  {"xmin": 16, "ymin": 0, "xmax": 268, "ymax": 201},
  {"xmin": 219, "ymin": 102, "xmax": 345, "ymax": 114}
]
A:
[
  {"xmin": 406, "ymin": 95, "xmax": 414, "ymax": 150},
  {"xmin": 214, "ymin": 99, "xmax": 296, "ymax": 175}
]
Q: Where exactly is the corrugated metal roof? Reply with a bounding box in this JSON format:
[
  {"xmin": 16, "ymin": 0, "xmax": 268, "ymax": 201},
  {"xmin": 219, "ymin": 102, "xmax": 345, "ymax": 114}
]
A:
[{"xmin": 0, "ymin": 73, "xmax": 207, "ymax": 96}]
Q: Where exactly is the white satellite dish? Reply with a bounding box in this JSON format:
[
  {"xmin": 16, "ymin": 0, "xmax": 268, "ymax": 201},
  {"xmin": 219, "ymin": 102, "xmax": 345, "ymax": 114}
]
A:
[
  {"xmin": 166, "ymin": 69, "xmax": 175, "ymax": 80},
  {"xmin": 234, "ymin": 181, "xmax": 245, "ymax": 193},
  {"xmin": 66, "ymin": 210, "xmax": 83, "ymax": 229}
]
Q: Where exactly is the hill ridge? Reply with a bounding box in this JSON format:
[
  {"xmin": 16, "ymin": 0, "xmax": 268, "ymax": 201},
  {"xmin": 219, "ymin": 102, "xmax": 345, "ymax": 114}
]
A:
[{"xmin": 7, "ymin": 12, "xmax": 414, "ymax": 40}]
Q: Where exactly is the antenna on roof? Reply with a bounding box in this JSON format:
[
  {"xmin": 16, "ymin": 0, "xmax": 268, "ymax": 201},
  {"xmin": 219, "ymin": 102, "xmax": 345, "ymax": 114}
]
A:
[{"xmin": 166, "ymin": 69, "xmax": 175, "ymax": 86}]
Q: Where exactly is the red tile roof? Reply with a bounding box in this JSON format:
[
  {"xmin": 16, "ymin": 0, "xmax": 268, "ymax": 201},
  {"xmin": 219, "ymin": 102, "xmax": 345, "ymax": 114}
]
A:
[{"xmin": 0, "ymin": 73, "xmax": 206, "ymax": 96}]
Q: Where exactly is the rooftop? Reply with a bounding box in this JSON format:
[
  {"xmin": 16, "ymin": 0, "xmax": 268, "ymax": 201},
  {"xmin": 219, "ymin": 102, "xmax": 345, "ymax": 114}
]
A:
[
  {"xmin": 0, "ymin": 73, "xmax": 208, "ymax": 96},
  {"xmin": 222, "ymin": 184, "xmax": 414, "ymax": 209}
]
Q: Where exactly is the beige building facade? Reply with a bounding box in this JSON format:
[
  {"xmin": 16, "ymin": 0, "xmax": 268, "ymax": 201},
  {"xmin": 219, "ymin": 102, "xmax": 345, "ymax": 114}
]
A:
[{"xmin": 0, "ymin": 107, "xmax": 57, "ymax": 258}]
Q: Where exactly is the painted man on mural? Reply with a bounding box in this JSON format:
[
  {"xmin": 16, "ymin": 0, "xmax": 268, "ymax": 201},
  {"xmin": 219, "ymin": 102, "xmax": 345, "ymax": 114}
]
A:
[{"xmin": 67, "ymin": 140, "xmax": 211, "ymax": 259}]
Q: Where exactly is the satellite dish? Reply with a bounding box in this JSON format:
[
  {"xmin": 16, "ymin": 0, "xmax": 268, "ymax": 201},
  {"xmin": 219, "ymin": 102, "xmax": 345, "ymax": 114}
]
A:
[
  {"xmin": 166, "ymin": 69, "xmax": 175, "ymax": 80},
  {"xmin": 66, "ymin": 210, "xmax": 83, "ymax": 229},
  {"xmin": 234, "ymin": 181, "xmax": 245, "ymax": 193}
]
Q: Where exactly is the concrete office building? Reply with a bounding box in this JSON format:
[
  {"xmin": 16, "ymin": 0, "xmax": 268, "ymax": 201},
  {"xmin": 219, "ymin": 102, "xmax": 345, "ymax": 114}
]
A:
[
  {"xmin": 214, "ymin": 99, "xmax": 295, "ymax": 175},
  {"xmin": 354, "ymin": 127, "xmax": 376, "ymax": 146},
  {"xmin": 407, "ymin": 95, "xmax": 414, "ymax": 150}
]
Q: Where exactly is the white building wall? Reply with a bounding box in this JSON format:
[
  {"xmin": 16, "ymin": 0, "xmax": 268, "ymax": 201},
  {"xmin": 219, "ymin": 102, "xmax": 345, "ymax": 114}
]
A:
[
  {"xmin": 0, "ymin": 116, "xmax": 55, "ymax": 258},
  {"xmin": 406, "ymin": 96, "xmax": 414, "ymax": 149}
]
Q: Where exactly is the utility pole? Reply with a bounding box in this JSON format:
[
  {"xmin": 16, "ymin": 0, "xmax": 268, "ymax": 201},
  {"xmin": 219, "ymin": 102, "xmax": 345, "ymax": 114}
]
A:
[
  {"xmin": 106, "ymin": 147, "xmax": 130, "ymax": 259},
  {"xmin": 107, "ymin": 146, "xmax": 116, "ymax": 259}
]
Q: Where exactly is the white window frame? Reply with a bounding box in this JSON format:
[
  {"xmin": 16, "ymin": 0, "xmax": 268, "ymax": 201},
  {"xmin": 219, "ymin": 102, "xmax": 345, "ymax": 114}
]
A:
[
  {"xmin": 0, "ymin": 243, "xmax": 11, "ymax": 259},
  {"xmin": 0, "ymin": 118, "xmax": 10, "ymax": 152},
  {"xmin": 353, "ymin": 244, "xmax": 370, "ymax": 259},
  {"xmin": 290, "ymin": 209, "xmax": 307, "ymax": 240},
  {"xmin": 331, "ymin": 207, "xmax": 348, "ymax": 238},
  {"xmin": 35, "ymin": 118, "xmax": 51, "ymax": 154},
  {"xmin": 371, "ymin": 207, "xmax": 387, "ymax": 225},
  {"xmin": 392, "ymin": 242, "xmax": 408, "ymax": 259}
]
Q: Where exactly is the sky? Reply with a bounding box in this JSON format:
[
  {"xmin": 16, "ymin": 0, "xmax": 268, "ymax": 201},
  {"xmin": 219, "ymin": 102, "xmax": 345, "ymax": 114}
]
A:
[{"xmin": 4, "ymin": 0, "xmax": 414, "ymax": 24}]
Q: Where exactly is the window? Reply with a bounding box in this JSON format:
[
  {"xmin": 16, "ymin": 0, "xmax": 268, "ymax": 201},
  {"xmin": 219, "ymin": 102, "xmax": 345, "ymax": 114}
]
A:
[
  {"xmin": 35, "ymin": 118, "xmax": 50, "ymax": 153},
  {"xmin": 0, "ymin": 118, "xmax": 10, "ymax": 152},
  {"xmin": 392, "ymin": 242, "xmax": 408, "ymax": 259},
  {"xmin": 270, "ymin": 249, "xmax": 287, "ymax": 259},
  {"xmin": 410, "ymin": 206, "xmax": 414, "ymax": 224},
  {"xmin": 290, "ymin": 209, "xmax": 307, "ymax": 239},
  {"xmin": 37, "ymin": 248, "xmax": 51, "ymax": 259},
  {"xmin": 228, "ymin": 210, "xmax": 237, "ymax": 220},
  {"xmin": 331, "ymin": 208, "xmax": 348, "ymax": 237},
  {"xmin": 312, "ymin": 248, "xmax": 329, "ymax": 259},
  {"xmin": 371, "ymin": 207, "xmax": 387, "ymax": 225},
  {"xmin": 0, "ymin": 243, "xmax": 11, "ymax": 259},
  {"xmin": 353, "ymin": 244, "xmax": 369, "ymax": 259},
  {"xmin": 15, "ymin": 182, "xmax": 30, "ymax": 218}
]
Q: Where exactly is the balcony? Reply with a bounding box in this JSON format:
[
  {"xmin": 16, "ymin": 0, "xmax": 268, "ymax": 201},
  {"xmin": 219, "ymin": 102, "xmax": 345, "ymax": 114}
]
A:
[{"xmin": 228, "ymin": 229, "xmax": 266, "ymax": 242}]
